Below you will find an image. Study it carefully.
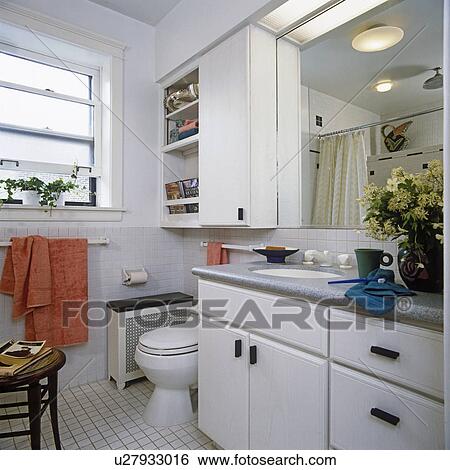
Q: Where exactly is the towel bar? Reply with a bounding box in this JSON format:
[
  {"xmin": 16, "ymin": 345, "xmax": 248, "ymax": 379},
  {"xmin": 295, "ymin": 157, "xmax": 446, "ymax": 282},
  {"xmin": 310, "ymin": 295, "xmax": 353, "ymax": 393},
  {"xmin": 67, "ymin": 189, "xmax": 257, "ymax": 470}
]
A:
[
  {"xmin": 0, "ymin": 236, "xmax": 110, "ymax": 247},
  {"xmin": 200, "ymin": 241, "xmax": 264, "ymax": 252}
]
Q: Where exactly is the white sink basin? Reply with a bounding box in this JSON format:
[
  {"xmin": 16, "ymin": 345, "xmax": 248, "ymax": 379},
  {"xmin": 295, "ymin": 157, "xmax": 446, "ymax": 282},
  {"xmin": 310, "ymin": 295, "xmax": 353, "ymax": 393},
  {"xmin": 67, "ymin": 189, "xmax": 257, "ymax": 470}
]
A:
[{"xmin": 253, "ymin": 268, "xmax": 342, "ymax": 279}]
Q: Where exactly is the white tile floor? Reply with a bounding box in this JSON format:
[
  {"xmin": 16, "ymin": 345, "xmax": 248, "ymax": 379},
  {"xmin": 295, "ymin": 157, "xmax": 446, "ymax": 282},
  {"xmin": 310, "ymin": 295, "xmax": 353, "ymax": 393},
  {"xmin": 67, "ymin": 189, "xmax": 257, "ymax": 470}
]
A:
[{"xmin": 0, "ymin": 379, "xmax": 214, "ymax": 450}]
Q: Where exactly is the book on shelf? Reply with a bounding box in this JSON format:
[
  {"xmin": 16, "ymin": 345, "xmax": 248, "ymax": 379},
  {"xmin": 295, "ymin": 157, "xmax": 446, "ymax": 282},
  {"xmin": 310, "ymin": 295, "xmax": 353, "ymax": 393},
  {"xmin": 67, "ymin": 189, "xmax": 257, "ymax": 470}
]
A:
[{"xmin": 0, "ymin": 340, "xmax": 52, "ymax": 376}]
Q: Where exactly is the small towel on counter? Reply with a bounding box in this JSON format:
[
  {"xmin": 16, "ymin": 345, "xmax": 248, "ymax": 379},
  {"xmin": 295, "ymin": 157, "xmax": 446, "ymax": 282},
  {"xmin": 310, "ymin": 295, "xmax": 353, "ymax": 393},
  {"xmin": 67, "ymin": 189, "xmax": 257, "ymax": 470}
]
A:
[
  {"xmin": 0, "ymin": 236, "xmax": 88, "ymax": 347},
  {"xmin": 207, "ymin": 242, "xmax": 229, "ymax": 266},
  {"xmin": 345, "ymin": 268, "xmax": 415, "ymax": 315}
]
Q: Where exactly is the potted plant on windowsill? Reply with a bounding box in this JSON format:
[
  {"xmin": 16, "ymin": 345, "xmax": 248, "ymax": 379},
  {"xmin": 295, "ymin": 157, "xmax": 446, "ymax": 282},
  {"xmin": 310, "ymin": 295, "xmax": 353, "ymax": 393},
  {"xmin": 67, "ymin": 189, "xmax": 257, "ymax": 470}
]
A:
[
  {"xmin": 359, "ymin": 160, "xmax": 443, "ymax": 293},
  {"xmin": 16, "ymin": 177, "xmax": 45, "ymax": 205},
  {"xmin": 38, "ymin": 178, "xmax": 79, "ymax": 209},
  {"xmin": 0, "ymin": 178, "xmax": 20, "ymax": 205}
]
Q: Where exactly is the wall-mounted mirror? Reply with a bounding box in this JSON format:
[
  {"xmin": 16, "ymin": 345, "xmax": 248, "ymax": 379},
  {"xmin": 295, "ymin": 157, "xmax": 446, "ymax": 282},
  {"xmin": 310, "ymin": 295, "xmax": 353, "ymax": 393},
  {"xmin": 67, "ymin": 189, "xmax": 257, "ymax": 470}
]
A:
[{"xmin": 276, "ymin": 0, "xmax": 444, "ymax": 227}]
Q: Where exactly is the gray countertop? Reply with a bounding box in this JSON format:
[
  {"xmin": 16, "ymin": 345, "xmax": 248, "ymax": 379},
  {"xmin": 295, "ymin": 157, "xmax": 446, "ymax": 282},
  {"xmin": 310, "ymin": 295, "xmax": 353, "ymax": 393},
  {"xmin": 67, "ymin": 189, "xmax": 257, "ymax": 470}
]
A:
[{"xmin": 192, "ymin": 262, "xmax": 443, "ymax": 330}]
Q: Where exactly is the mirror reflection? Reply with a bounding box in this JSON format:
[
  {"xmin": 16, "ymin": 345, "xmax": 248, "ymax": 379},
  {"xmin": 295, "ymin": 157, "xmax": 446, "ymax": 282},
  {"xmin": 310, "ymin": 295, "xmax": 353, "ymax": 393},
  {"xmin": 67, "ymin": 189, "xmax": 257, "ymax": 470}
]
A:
[{"xmin": 277, "ymin": 0, "xmax": 444, "ymax": 227}]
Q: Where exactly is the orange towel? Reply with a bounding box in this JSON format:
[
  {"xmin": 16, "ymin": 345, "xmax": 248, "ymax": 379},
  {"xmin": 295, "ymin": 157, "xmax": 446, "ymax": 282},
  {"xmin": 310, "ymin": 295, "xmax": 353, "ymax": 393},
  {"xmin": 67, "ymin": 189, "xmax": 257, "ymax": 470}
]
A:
[
  {"xmin": 0, "ymin": 236, "xmax": 88, "ymax": 347},
  {"xmin": 207, "ymin": 242, "xmax": 229, "ymax": 266}
]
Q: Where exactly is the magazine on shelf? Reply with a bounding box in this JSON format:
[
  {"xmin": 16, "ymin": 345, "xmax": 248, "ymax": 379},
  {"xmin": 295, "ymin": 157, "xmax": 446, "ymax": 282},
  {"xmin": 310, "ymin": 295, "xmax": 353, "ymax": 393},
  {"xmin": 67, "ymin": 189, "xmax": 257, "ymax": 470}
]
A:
[
  {"xmin": 181, "ymin": 178, "xmax": 199, "ymax": 198},
  {"xmin": 168, "ymin": 205, "xmax": 187, "ymax": 215},
  {"xmin": 186, "ymin": 203, "xmax": 199, "ymax": 213},
  {"xmin": 165, "ymin": 181, "xmax": 184, "ymax": 200}
]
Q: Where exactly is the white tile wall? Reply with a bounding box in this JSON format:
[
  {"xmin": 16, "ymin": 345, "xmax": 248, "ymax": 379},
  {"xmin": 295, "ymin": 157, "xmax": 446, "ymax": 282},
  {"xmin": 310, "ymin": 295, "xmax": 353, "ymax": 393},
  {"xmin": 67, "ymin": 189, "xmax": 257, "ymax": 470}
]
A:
[
  {"xmin": 183, "ymin": 228, "xmax": 399, "ymax": 296},
  {"xmin": 0, "ymin": 226, "xmax": 184, "ymax": 389}
]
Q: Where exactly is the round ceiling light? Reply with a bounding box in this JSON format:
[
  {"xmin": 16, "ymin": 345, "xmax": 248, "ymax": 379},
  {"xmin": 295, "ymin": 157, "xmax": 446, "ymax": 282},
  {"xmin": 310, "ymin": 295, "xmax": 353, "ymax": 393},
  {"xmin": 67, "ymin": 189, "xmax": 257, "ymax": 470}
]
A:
[
  {"xmin": 374, "ymin": 81, "xmax": 393, "ymax": 93},
  {"xmin": 352, "ymin": 26, "xmax": 404, "ymax": 52}
]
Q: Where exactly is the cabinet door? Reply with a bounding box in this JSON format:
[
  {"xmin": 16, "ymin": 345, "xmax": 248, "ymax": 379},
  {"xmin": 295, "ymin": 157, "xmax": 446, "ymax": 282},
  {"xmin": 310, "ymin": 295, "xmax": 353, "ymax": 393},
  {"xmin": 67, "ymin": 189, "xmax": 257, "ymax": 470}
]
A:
[
  {"xmin": 199, "ymin": 27, "xmax": 250, "ymax": 226},
  {"xmin": 249, "ymin": 336, "xmax": 328, "ymax": 449},
  {"xmin": 198, "ymin": 325, "xmax": 249, "ymax": 449}
]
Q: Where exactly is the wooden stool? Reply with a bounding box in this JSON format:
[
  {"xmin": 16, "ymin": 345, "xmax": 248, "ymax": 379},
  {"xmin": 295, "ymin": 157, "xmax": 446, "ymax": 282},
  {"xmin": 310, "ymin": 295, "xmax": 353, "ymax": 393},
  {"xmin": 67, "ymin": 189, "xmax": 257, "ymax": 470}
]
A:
[{"xmin": 0, "ymin": 349, "xmax": 66, "ymax": 450}]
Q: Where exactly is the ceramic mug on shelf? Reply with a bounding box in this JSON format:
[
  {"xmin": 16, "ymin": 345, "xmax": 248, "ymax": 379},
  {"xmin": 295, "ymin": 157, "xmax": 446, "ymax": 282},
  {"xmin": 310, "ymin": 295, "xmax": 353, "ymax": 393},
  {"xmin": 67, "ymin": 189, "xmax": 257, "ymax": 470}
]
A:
[{"xmin": 354, "ymin": 248, "xmax": 393, "ymax": 278}]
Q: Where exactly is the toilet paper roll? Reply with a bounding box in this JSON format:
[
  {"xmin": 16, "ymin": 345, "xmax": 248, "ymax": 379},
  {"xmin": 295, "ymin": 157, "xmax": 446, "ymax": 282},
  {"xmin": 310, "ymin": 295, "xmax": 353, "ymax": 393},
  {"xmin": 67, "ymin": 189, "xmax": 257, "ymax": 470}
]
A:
[{"xmin": 122, "ymin": 268, "xmax": 148, "ymax": 286}]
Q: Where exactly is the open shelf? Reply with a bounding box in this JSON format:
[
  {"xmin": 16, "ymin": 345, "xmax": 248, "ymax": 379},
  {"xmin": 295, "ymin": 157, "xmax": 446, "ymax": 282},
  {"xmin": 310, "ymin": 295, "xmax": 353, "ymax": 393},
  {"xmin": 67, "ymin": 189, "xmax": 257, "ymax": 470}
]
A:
[
  {"xmin": 166, "ymin": 100, "xmax": 199, "ymax": 121},
  {"xmin": 160, "ymin": 212, "xmax": 200, "ymax": 228},
  {"xmin": 161, "ymin": 66, "xmax": 200, "ymax": 228},
  {"xmin": 161, "ymin": 134, "xmax": 199, "ymax": 153},
  {"xmin": 164, "ymin": 197, "xmax": 199, "ymax": 206}
]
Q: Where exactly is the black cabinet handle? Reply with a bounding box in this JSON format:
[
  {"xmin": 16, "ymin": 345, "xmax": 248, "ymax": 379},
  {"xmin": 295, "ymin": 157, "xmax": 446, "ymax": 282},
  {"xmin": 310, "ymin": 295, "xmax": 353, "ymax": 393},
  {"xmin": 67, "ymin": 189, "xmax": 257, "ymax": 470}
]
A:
[
  {"xmin": 370, "ymin": 346, "xmax": 400, "ymax": 360},
  {"xmin": 238, "ymin": 207, "xmax": 244, "ymax": 221},
  {"xmin": 249, "ymin": 345, "xmax": 257, "ymax": 365},
  {"xmin": 370, "ymin": 408, "xmax": 400, "ymax": 426},
  {"xmin": 234, "ymin": 339, "xmax": 242, "ymax": 358}
]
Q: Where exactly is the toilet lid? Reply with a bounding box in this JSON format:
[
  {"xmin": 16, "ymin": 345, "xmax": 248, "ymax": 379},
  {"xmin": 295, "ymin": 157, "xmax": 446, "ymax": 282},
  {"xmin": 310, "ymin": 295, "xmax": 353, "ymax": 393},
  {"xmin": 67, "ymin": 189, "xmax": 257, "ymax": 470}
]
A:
[{"xmin": 138, "ymin": 324, "xmax": 198, "ymax": 352}]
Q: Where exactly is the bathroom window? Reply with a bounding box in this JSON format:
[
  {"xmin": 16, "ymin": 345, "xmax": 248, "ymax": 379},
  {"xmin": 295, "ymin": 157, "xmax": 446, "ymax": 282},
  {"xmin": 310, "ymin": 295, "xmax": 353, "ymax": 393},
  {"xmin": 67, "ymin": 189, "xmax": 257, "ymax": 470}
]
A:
[{"xmin": 0, "ymin": 51, "xmax": 99, "ymax": 205}]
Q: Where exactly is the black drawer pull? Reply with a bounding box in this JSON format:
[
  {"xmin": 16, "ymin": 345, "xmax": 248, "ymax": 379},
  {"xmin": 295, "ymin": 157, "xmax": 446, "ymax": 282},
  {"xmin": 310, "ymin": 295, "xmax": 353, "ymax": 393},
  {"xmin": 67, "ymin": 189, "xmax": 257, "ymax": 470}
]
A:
[
  {"xmin": 370, "ymin": 407, "xmax": 400, "ymax": 426},
  {"xmin": 370, "ymin": 346, "xmax": 400, "ymax": 359},
  {"xmin": 234, "ymin": 339, "xmax": 242, "ymax": 358},
  {"xmin": 238, "ymin": 207, "xmax": 244, "ymax": 221},
  {"xmin": 249, "ymin": 345, "xmax": 257, "ymax": 365}
]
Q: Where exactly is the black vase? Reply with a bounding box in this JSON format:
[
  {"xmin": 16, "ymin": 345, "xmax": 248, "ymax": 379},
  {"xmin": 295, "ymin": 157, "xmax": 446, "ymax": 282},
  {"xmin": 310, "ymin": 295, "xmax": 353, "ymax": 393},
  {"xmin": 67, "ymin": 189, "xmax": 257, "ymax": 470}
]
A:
[{"xmin": 397, "ymin": 244, "xmax": 443, "ymax": 293}]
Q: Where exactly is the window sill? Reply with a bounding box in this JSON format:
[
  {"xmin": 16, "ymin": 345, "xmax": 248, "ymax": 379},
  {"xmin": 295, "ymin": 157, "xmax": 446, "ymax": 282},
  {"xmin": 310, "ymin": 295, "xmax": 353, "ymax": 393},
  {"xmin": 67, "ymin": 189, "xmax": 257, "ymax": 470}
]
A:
[{"xmin": 0, "ymin": 205, "xmax": 126, "ymax": 222}]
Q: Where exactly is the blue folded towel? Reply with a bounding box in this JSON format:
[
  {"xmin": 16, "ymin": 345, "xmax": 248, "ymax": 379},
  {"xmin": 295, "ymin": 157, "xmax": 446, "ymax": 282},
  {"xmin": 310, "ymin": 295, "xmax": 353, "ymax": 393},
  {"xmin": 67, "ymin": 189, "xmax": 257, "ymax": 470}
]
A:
[
  {"xmin": 178, "ymin": 128, "xmax": 199, "ymax": 140},
  {"xmin": 345, "ymin": 268, "xmax": 415, "ymax": 315}
]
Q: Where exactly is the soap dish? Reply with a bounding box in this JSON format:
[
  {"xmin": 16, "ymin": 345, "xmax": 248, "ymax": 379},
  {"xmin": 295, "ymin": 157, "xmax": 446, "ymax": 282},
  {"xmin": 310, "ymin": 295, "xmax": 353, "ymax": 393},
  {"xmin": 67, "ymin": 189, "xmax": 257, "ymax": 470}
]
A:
[{"xmin": 253, "ymin": 247, "xmax": 299, "ymax": 264}]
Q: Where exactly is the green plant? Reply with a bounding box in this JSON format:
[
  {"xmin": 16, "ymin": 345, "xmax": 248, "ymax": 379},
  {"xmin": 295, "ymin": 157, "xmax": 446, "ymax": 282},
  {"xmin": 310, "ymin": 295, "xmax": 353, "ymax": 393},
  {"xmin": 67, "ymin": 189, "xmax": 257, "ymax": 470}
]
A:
[
  {"xmin": 0, "ymin": 178, "xmax": 20, "ymax": 200},
  {"xmin": 16, "ymin": 177, "xmax": 45, "ymax": 192},
  {"xmin": 358, "ymin": 160, "xmax": 443, "ymax": 250},
  {"xmin": 38, "ymin": 178, "xmax": 78, "ymax": 208}
]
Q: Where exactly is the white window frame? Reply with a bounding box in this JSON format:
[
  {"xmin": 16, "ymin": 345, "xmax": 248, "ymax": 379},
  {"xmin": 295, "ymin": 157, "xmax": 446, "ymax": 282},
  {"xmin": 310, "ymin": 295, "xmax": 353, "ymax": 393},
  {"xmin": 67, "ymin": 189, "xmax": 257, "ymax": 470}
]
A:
[
  {"xmin": 0, "ymin": 2, "xmax": 126, "ymax": 221},
  {"xmin": 0, "ymin": 45, "xmax": 102, "ymax": 180}
]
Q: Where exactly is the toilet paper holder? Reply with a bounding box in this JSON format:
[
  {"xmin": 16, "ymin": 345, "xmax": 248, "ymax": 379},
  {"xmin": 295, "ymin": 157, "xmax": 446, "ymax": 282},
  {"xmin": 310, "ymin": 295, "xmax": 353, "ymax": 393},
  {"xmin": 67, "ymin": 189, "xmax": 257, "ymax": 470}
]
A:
[{"xmin": 122, "ymin": 267, "xmax": 148, "ymax": 286}]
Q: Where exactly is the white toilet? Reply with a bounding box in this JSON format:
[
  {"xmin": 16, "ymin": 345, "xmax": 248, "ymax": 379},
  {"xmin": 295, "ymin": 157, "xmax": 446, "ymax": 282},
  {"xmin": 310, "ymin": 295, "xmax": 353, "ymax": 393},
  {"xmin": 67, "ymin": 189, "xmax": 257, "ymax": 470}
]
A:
[{"xmin": 135, "ymin": 323, "xmax": 198, "ymax": 427}]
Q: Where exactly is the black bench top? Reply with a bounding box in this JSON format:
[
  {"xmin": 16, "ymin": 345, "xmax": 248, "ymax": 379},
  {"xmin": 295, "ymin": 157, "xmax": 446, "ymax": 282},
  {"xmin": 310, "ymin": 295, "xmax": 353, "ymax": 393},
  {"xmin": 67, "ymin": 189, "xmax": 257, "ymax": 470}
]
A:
[{"xmin": 107, "ymin": 292, "xmax": 194, "ymax": 313}]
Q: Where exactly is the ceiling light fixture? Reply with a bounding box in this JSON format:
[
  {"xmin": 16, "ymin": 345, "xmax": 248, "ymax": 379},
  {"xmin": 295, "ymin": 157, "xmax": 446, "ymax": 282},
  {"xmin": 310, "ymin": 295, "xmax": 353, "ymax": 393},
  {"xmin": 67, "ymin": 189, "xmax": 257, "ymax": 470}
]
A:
[
  {"xmin": 374, "ymin": 81, "xmax": 393, "ymax": 92},
  {"xmin": 259, "ymin": 0, "xmax": 390, "ymax": 45},
  {"xmin": 352, "ymin": 26, "xmax": 404, "ymax": 52}
]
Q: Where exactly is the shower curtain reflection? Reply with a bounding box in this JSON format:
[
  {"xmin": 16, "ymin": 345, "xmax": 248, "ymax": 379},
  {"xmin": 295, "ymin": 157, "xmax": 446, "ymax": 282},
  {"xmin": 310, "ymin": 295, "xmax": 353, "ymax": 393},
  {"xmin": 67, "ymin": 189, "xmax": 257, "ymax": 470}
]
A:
[{"xmin": 311, "ymin": 130, "xmax": 367, "ymax": 226}]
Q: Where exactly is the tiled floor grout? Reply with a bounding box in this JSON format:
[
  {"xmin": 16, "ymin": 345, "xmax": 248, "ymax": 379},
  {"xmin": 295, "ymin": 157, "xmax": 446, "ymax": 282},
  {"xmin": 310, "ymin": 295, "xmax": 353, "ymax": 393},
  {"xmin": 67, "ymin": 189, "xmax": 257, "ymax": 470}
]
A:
[{"xmin": 0, "ymin": 379, "xmax": 214, "ymax": 450}]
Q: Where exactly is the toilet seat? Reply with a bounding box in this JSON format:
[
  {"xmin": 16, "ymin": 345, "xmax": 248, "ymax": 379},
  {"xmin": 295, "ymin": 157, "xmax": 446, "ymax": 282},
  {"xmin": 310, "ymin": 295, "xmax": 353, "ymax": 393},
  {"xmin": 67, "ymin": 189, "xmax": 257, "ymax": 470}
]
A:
[
  {"xmin": 138, "ymin": 324, "xmax": 198, "ymax": 356},
  {"xmin": 138, "ymin": 343, "xmax": 198, "ymax": 356}
]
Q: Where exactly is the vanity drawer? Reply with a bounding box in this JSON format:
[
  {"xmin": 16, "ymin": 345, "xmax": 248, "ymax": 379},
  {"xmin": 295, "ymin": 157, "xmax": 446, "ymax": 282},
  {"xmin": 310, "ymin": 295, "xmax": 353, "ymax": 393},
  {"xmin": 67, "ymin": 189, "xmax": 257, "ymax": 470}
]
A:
[
  {"xmin": 199, "ymin": 280, "xmax": 328, "ymax": 356},
  {"xmin": 330, "ymin": 364, "xmax": 444, "ymax": 449},
  {"xmin": 330, "ymin": 309, "xmax": 443, "ymax": 398}
]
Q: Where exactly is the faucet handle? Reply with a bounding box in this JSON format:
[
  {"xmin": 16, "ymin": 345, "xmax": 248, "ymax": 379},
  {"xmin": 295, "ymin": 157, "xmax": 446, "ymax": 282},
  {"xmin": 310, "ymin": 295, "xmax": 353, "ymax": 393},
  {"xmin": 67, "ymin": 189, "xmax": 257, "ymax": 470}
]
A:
[
  {"xmin": 337, "ymin": 253, "xmax": 352, "ymax": 269},
  {"xmin": 303, "ymin": 249, "xmax": 317, "ymax": 264},
  {"xmin": 320, "ymin": 251, "xmax": 332, "ymax": 267}
]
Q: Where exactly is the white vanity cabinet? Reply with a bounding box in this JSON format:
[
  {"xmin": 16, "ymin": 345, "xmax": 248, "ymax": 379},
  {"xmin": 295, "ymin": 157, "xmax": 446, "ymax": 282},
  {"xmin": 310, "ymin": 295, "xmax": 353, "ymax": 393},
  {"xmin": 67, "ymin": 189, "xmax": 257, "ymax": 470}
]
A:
[
  {"xmin": 198, "ymin": 281, "xmax": 328, "ymax": 450},
  {"xmin": 197, "ymin": 279, "xmax": 444, "ymax": 450},
  {"xmin": 198, "ymin": 26, "xmax": 277, "ymax": 227},
  {"xmin": 329, "ymin": 308, "xmax": 444, "ymax": 450},
  {"xmin": 198, "ymin": 326, "xmax": 250, "ymax": 449},
  {"xmin": 249, "ymin": 335, "xmax": 328, "ymax": 450}
]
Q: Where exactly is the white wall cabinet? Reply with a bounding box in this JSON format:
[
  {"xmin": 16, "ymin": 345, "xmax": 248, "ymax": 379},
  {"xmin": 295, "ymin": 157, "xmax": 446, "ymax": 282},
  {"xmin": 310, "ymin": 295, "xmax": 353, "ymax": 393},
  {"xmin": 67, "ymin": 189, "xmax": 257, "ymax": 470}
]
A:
[
  {"xmin": 198, "ymin": 321, "xmax": 328, "ymax": 449},
  {"xmin": 198, "ymin": 26, "xmax": 277, "ymax": 227}
]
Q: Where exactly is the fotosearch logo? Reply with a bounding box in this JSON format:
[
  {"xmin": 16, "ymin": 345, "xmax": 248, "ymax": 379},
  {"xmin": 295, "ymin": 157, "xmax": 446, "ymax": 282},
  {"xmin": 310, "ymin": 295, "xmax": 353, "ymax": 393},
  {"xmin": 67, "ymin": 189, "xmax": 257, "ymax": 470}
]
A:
[{"xmin": 61, "ymin": 295, "xmax": 411, "ymax": 333}]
